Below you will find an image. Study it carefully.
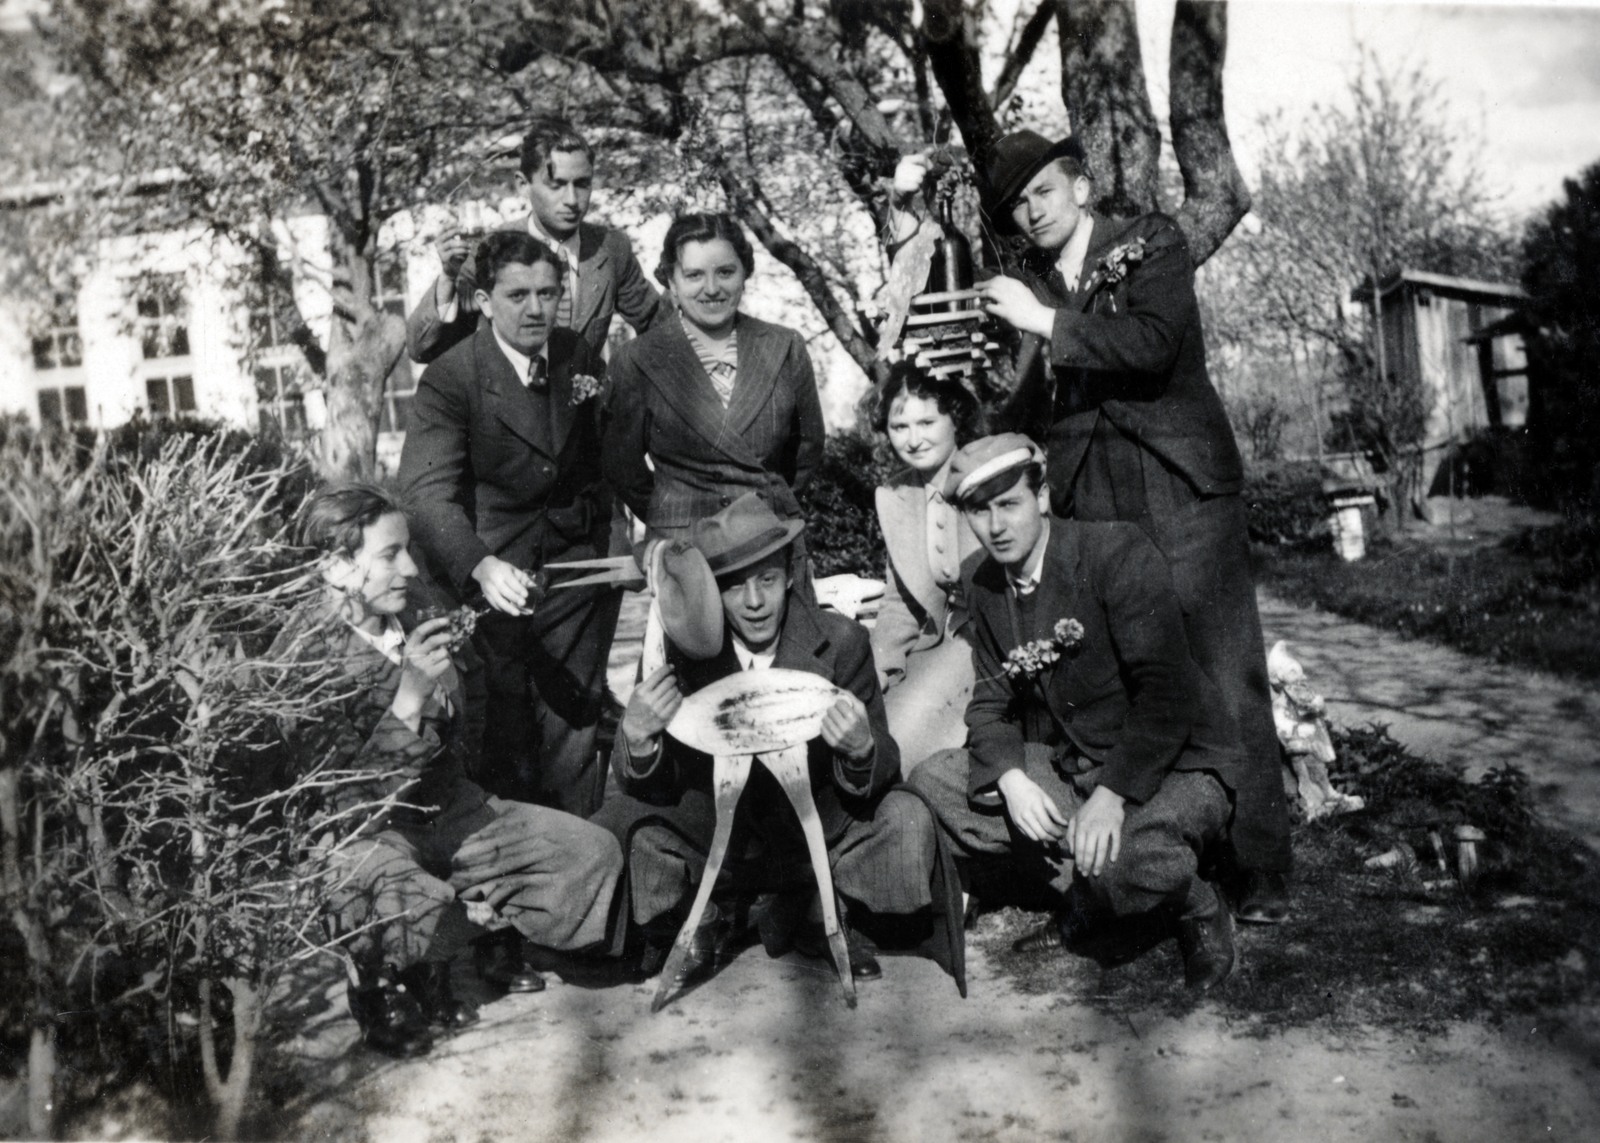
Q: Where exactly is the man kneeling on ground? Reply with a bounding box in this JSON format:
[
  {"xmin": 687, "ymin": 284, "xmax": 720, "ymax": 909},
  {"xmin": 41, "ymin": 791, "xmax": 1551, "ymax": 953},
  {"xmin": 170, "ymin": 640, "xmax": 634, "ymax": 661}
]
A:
[
  {"xmin": 593, "ymin": 492, "xmax": 943, "ymax": 990},
  {"xmin": 281, "ymin": 484, "xmax": 623, "ymax": 1057},
  {"xmin": 909, "ymin": 435, "xmax": 1244, "ymax": 990}
]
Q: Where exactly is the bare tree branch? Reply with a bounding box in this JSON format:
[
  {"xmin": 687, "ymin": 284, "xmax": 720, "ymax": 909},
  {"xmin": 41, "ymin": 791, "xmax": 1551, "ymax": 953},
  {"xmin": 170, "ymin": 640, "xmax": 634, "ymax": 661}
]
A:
[
  {"xmin": 990, "ymin": 2, "xmax": 1056, "ymax": 110},
  {"xmin": 1169, "ymin": 0, "xmax": 1250, "ymax": 264}
]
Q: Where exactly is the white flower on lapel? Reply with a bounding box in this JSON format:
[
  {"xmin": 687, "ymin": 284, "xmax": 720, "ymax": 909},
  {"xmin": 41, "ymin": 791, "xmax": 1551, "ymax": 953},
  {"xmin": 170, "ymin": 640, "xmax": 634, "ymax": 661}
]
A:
[
  {"xmin": 1002, "ymin": 616, "xmax": 1086, "ymax": 680},
  {"xmin": 570, "ymin": 373, "xmax": 603, "ymax": 405}
]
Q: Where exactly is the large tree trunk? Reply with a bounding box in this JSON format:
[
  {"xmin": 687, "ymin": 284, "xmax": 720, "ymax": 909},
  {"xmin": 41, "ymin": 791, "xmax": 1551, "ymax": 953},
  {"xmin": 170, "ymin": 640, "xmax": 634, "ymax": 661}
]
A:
[
  {"xmin": 320, "ymin": 235, "xmax": 404, "ymax": 479},
  {"xmin": 1053, "ymin": 0, "xmax": 1163, "ymax": 219},
  {"xmin": 1169, "ymin": 0, "xmax": 1251, "ymax": 263}
]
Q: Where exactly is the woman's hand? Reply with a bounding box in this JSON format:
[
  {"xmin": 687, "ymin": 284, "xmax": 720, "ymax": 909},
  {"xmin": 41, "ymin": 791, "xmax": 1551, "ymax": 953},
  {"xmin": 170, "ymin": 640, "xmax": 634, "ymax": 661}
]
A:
[{"xmin": 391, "ymin": 618, "xmax": 454, "ymax": 730}]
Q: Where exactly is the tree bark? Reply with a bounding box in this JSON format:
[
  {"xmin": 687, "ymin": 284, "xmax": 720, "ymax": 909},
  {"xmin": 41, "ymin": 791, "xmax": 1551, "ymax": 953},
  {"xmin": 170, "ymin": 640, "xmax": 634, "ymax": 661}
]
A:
[
  {"xmin": 199, "ymin": 975, "xmax": 262, "ymax": 1141},
  {"xmin": 319, "ymin": 235, "xmax": 404, "ymax": 479},
  {"xmin": 922, "ymin": 0, "xmax": 1001, "ymax": 178},
  {"xmin": 1169, "ymin": 0, "xmax": 1250, "ymax": 264},
  {"xmin": 1053, "ymin": 0, "xmax": 1162, "ymax": 218},
  {"xmin": 991, "ymin": 3, "xmax": 1058, "ymax": 110}
]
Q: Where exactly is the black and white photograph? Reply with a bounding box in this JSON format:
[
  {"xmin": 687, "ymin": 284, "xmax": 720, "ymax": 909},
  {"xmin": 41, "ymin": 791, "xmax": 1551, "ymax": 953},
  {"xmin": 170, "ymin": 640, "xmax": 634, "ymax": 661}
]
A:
[{"xmin": 1, "ymin": 0, "xmax": 1598, "ymax": 1139}]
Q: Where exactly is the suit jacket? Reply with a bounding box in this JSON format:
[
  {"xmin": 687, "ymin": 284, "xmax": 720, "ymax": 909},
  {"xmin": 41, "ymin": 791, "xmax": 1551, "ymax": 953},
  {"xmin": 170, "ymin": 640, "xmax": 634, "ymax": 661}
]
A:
[
  {"xmin": 398, "ymin": 324, "xmax": 610, "ymax": 592},
  {"xmin": 269, "ymin": 605, "xmax": 484, "ymax": 833},
  {"xmin": 406, "ymin": 221, "xmax": 662, "ymax": 364},
  {"xmin": 613, "ymin": 593, "xmax": 901, "ymax": 840},
  {"xmin": 1015, "ymin": 212, "xmax": 1244, "ymax": 500},
  {"xmin": 963, "ymin": 519, "xmax": 1243, "ymax": 806},
  {"xmin": 871, "ymin": 467, "xmax": 980, "ymax": 684},
  {"xmin": 603, "ymin": 313, "xmax": 826, "ymax": 529}
]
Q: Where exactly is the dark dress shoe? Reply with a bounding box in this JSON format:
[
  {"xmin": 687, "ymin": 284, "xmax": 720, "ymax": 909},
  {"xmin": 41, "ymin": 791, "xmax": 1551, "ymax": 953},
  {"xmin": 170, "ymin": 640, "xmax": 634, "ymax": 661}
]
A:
[
  {"xmin": 845, "ymin": 939, "xmax": 882, "ymax": 981},
  {"xmin": 472, "ymin": 929, "xmax": 546, "ymax": 994},
  {"xmin": 1176, "ymin": 888, "xmax": 1236, "ymax": 992},
  {"xmin": 398, "ymin": 961, "xmax": 479, "ymax": 1030},
  {"xmin": 1012, "ymin": 887, "xmax": 1096, "ymax": 953},
  {"xmin": 349, "ymin": 968, "xmax": 433, "ymax": 1058},
  {"xmin": 1237, "ymin": 870, "xmax": 1291, "ymax": 925}
]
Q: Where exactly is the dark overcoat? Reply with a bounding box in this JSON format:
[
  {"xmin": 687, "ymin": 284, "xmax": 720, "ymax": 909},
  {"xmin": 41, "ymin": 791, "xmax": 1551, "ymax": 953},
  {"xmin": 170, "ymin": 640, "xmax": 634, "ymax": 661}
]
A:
[{"xmin": 602, "ymin": 313, "xmax": 826, "ymax": 531}]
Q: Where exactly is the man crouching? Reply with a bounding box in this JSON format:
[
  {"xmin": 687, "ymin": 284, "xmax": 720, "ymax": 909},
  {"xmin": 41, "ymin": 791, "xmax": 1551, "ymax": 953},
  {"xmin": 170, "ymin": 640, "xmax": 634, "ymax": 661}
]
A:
[
  {"xmin": 593, "ymin": 492, "xmax": 944, "ymax": 990},
  {"xmin": 909, "ymin": 435, "xmax": 1243, "ymax": 990},
  {"xmin": 283, "ymin": 484, "xmax": 622, "ymax": 1057}
]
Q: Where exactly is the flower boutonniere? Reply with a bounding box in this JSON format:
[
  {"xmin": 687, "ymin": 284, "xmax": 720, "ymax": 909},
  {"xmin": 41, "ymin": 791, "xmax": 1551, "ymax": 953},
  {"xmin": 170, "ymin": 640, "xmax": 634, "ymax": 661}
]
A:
[
  {"xmin": 1081, "ymin": 236, "xmax": 1149, "ymax": 297},
  {"xmin": 1003, "ymin": 617, "xmax": 1086, "ymax": 680},
  {"xmin": 570, "ymin": 373, "xmax": 603, "ymax": 406}
]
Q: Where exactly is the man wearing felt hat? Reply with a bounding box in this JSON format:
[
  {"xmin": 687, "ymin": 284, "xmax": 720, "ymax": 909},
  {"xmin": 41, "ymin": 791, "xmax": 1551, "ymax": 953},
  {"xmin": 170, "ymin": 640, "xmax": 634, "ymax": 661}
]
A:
[
  {"xmin": 892, "ymin": 131, "xmax": 1292, "ymax": 923},
  {"xmin": 590, "ymin": 492, "xmax": 964, "ymax": 991},
  {"xmin": 908, "ymin": 434, "xmax": 1246, "ymax": 990}
]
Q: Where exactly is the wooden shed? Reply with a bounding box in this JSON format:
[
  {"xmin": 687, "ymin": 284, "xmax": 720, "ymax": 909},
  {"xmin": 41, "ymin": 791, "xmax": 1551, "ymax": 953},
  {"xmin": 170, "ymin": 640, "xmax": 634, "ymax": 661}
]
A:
[{"xmin": 1354, "ymin": 269, "xmax": 1529, "ymax": 499}]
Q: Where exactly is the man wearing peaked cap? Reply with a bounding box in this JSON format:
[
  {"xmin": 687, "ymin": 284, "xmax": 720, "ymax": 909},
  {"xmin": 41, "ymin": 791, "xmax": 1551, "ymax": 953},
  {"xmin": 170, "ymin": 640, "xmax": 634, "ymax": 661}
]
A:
[
  {"xmin": 955, "ymin": 128, "xmax": 1292, "ymax": 923},
  {"xmin": 910, "ymin": 434, "xmax": 1247, "ymax": 991},
  {"xmin": 591, "ymin": 492, "xmax": 966, "ymax": 993}
]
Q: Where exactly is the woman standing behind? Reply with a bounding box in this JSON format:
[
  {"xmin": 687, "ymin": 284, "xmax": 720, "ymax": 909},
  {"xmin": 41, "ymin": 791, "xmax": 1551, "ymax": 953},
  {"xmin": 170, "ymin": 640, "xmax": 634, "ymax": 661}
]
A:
[
  {"xmin": 604, "ymin": 213, "xmax": 826, "ymax": 546},
  {"xmin": 872, "ymin": 364, "xmax": 984, "ymax": 773}
]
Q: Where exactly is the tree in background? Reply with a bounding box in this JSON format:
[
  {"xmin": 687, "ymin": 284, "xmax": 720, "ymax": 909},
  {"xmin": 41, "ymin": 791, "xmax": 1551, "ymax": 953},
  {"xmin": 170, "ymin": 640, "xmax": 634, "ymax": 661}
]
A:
[
  {"xmin": 1522, "ymin": 160, "xmax": 1600, "ymax": 514},
  {"xmin": 1199, "ymin": 52, "xmax": 1518, "ymax": 502}
]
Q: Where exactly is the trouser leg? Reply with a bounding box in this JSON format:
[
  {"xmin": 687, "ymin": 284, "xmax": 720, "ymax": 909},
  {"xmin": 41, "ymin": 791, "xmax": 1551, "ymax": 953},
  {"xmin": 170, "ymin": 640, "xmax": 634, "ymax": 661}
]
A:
[
  {"xmin": 1145, "ymin": 495, "xmax": 1292, "ymax": 874},
  {"xmin": 447, "ymin": 798, "xmax": 623, "ymax": 951},
  {"xmin": 328, "ymin": 834, "xmax": 455, "ymax": 967},
  {"xmin": 828, "ymin": 790, "xmax": 938, "ymax": 915},
  {"xmin": 1081, "ymin": 770, "xmax": 1232, "ymax": 919}
]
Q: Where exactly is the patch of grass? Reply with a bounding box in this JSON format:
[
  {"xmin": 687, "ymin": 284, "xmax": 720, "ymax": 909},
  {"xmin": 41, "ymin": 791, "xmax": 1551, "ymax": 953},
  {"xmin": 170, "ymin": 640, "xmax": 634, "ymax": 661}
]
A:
[
  {"xmin": 975, "ymin": 726, "xmax": 1600, "ymax": 1033},
  {"xmin": 1255, "ymin": 523, "xmax": 1600, "ymax": 683}
]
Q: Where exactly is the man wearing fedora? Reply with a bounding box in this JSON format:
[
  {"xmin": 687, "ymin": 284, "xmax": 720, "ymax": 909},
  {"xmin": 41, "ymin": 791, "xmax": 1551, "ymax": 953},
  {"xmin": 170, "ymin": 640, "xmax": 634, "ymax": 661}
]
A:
[
  {"xmin": 909, "ymin": 435, "xmax": 1244, "ymax": 991},
  {"xmin": 591, "ymin": 492, "xmax": 957, "ymax": 987},
  {"xmin": 892, "ymin": 133, "xmax": 1292, "ymax": 923}
]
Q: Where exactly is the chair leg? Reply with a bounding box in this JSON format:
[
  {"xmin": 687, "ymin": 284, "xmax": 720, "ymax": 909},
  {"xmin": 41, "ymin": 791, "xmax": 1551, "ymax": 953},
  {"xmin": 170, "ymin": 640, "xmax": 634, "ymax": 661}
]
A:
[
  {"xmin": 761, "ymin": 744, "xmax": 856, "ymax": 1008},
  {"xmin": 651, "ymin": 752, "xmax": 753, "ymax": 1012}
]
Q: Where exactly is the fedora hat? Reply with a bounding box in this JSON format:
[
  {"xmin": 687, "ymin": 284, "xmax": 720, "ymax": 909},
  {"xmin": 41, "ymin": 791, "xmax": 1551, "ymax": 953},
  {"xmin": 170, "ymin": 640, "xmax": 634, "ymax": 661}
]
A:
[
  {"xmin": 688, "ymin": 491, "xmax": 805, "ymax": 579},
  {"xmin": 656, "ymin": 540, "xmax": 723, "ymax": 660},
  {"xmin": 987, "ymin": 130, "xmax": 1087, "ymax": 207}
]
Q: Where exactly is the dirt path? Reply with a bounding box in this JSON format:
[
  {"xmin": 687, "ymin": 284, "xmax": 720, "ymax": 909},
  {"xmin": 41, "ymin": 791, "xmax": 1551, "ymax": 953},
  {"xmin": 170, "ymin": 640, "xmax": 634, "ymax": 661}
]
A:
[{"xmin": 274, "ymin": 589, "xmax": 1600, "ymax": 1143}]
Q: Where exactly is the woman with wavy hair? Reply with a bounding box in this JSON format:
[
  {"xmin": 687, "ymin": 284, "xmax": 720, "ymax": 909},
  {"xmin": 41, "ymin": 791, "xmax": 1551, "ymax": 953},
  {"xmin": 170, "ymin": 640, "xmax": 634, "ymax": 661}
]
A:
[{"xmin": 870, "ymin": 362, "xmax": 984, "ymax": 773}]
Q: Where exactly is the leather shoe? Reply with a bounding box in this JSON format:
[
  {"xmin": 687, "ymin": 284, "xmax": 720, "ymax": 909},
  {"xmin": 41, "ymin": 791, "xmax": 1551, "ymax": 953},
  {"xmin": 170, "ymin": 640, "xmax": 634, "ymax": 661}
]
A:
[
  {"xmin": 349, "ymin": 965, "xmax": 433, "ymax": 1058},
  {"xmin": 472, "ymin": 929, "xmax": 546, "ymax": 994},
  {"xmin": 398, "ymin": 961, "xmax": 479, "ymax": 1030},
  {"xmin": 1237, "ymin": 870, "xmax": 1291, "ymax": 925},
  {"xmin": 1012, "ymin": 888, "xmax": 1096, "ymax": 954},
  {"xmin": 1176, "ymin": 884, "xmax": 1235, "ymax": 991},
  {"xmin": 655, "ymin": 902, "xmax": 727, "ymax": 993}
]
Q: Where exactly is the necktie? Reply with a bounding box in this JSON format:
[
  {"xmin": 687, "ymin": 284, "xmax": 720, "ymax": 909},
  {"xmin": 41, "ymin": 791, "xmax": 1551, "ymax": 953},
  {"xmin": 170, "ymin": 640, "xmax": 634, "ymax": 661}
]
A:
[
  {"xmin": 526, "ymin": 355, "xmax": 547, "ymax": 389},
  {"xmin": 556, "ymin": 248, "xmax": 575, "ymax": 330}
]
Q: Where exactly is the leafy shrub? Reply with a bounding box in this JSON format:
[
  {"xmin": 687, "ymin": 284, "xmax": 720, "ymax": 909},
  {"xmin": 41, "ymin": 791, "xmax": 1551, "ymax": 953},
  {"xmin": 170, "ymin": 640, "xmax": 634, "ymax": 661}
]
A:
[
  {"xmin": 799, "ymin": 431, "xmax": 896, "ymax": 578},
  {"xmin": 1243, "ymin": 460, "xmax": 1330, "ymax": 549}
]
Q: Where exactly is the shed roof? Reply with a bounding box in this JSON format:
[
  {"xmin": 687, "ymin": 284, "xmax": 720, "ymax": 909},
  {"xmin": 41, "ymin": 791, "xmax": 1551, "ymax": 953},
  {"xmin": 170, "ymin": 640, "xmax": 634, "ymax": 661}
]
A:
[{"xmin": 1350, "ymin": 268, "xmax": 1528, "ymax": 306}]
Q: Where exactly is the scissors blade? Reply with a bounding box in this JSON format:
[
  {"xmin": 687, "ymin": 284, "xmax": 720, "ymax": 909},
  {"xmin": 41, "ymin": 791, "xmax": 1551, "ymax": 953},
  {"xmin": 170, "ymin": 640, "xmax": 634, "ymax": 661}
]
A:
[
  {"xmin": 543, "ymin": 555, "xmax": 642, "ymax": 573},
  {"xmin": 546, "ymin": 567, "xmax": 646, "ymax": 590}
]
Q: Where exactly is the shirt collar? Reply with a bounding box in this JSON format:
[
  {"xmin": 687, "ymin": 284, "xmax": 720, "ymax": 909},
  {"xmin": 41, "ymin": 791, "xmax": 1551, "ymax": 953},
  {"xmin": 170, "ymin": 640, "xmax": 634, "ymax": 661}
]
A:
[
  {"xmin": 924, "ymin": 457, "xmax": 956, "ymax": 504},
  {"xmin": 492, "ymin": 328, "xmax": 551, "ymax": 386},
  {"xmin": 347, "ymin": 614, "xmax": 405, "ymax": 664},
  {"xmin": 1007, "ymin": 518, "xmax": 1051, "ymax": 597},
  {"xmin": 731, "ymin": 631, "xmax": 778, "ymax": 671},
  {"xmin": 527, "ymin": 215, "xmax": 581, "ymax": 262},
  {"xmin": 1054, "ymin": 214, "xmax": 1096, "ymax": 290}
]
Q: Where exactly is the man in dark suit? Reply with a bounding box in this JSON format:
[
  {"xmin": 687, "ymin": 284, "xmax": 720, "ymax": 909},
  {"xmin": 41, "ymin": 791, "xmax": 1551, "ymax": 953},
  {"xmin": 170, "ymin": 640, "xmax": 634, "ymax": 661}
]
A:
[
  {"xmin": 592, "ymin": 493, "xmax": 959, "ymax": 990},
  {"xmin": 964, "ymin": 131, "xmax": 1291, "ymax": 923},
  {"xmin": 408, "ymin": 118, "xmax": 661, "ymax": 364},
  {"xmin": 398, "ymin": 231, "xmax": 621, "ymax": 818},
  {"xmin": 910, "ymin": 435, "xmax": 1242, "ymax": 990}
]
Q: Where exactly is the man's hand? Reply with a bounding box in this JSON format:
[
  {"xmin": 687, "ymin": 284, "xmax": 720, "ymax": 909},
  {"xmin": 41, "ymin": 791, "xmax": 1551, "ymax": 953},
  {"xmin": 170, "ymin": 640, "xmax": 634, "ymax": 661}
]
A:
[
  {"xmin": 819, "ymin": 692, "xmax": 874, "ymax": 762},
  {"xmin": 391, "ymin": 618, "xmax": 455, "ymax": 729},
  {"xmin": 1068, "ymin": 784, "xmax": 1126, "ymax": 878},
  {"xmin": 978, "ymin": 275, "xmax": 1057, "ymax": 339},
  {"xmin": 622, "ymin": 664, "xmax": 683, "ymax": 754},
  {"xmin": 997, "ymin": 768, "xmax": 1068, "ymax": 844},
  {"xmin": 472, "ymin": 555, "xmax": 538, "ymax": 616},
  {"xmin": 433, "ymin": 227, "xmax": 471, "ymax": 305},
  {"xmin": 892, "ymin": 153, "xmax": 932, "ymax": 201}
]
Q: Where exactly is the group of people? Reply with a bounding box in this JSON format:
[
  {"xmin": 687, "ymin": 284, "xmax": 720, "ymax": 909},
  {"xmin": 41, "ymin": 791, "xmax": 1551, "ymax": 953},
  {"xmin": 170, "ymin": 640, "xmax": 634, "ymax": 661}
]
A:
[{"xmin": 281, "ymin": 118, "xmax": 1292, "ymax": 1059}]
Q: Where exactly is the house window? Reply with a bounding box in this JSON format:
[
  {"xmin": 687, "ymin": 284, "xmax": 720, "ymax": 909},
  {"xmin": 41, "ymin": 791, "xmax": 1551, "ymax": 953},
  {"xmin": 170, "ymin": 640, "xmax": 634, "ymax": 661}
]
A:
[
  {"xmin": 246, "ymin": 281, "xmax": 314, "ymax": 436},
  {"xmin": 255, "ymin": 363, "xmax": 307, "ymax": 434},
  {"xmin": 37, "ymin": 386, "xmax": 89, "ymax": 427},
  {"xmin": 136, "ymin": 274, "xmax": 189, "ymax": 359},
  {"xmin": 31, "ymin": 306, "xmax": 83, "ymax": 370},
  {"xmin": 146, "ymin": 375, "xmax": 197, "ymax": 417}
]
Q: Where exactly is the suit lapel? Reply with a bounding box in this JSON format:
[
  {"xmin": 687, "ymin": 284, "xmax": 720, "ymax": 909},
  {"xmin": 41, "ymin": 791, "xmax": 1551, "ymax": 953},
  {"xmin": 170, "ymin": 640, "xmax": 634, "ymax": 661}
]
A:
[
  {"xmin": 478, "ymin": 328, "xmax": 554, "ymax": 458},
  {"xmin": 1038, "ymin": 523, "xmax": 1085, "ymax": 713},
  {"xmin": 571, "ymin": 223, "xmax": 610, "ymax": 334},
  {"xmin": 772, "ymin": 597, "xmax": 828, "ymax": 677},
  {"xmin": 1078, "ymin": 214, "xmax": 1140, "ymax": 313},
  {"xmin": 724, "ymin": 317, "xmax": 783, "ymax": 438},
  {"xmin": 876, "ymin": 481, "xmax": 941, "ymax": 618},
  {"xmin": 649, "ymin": 319, "xmax": 769, "ymax": 472}
]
